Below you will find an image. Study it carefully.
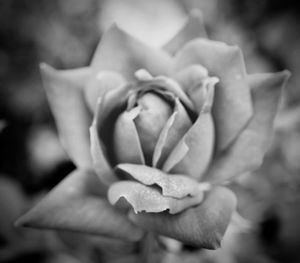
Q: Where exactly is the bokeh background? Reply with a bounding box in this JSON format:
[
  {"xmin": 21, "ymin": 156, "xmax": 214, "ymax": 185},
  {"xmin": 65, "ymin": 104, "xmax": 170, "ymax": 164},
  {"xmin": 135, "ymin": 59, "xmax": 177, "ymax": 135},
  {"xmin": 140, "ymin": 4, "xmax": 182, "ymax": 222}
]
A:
[{"xmin": 1, "ymin": 0, "xmax": 300, "ymax": 262}]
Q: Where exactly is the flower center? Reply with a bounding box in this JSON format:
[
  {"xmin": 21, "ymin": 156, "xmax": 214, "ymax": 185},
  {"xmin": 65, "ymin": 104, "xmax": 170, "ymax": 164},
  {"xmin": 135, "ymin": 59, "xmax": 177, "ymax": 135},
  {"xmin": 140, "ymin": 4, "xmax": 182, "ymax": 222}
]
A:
[{"xmin": 134, "ymin": 92, "xmax": 173, "ymax": 164}]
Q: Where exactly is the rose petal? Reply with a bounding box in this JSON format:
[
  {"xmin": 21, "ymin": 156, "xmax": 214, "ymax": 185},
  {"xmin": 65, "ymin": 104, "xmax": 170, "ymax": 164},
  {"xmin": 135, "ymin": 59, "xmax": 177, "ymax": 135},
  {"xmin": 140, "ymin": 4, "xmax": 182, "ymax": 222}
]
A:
[
  {"xmin": 15, "ymin": 169, "xmax": 144, "ymax": 242},
  {"xmin": 205, "ymin": 70, "xmax": 290, "ymax": 183},
  {"xmin": 40, "ymin": 63, "xmax": 92, "ymax": 168},
  {"xmin": 163, "ymin": 110, "xmax": 215, "ymax": 181},
  {"xmin": 95, "ymin": 86, "xmax": 128, "ymax": 166},
  {"xmin": 146, "ymin": 76, "xmax": 195, "ymax": 111},
  {"xmin": 115, "ymin": 163, "xmax": 209, "ymax": 199},
  {"xmin": 113, "ymin": 106, "xmax": 145, "ymax": 165},
  {"xmin": 174, "ymin": 39, "xmax": 253, "ymax": 152},
  {"xmin": 130, "ymin": 186, "xmax": 237, "ymax": 249},
  {"xmin": 152, "ymin": 98, "xmax": 192, "ymax": 168},
  {"xmin": 135, "ymin": 92, "xmax": 172, "ymax": 164},
  {"xmin": 108, "ymin": 181, "xmax": 204, "ymax": 214},
  {"xmin": 91, "ymin": 24, "xmax": 173, "ymax": 80},
  {"xmin": 175, "ymin": 64, "xmax": 208, "ymax": 92},
  {"xmin": 85, "ymin": 71, "xmax": 126, "ymax": 112},
  {"xmin": 163, "ymin": 10, "xmax": 208, "ymax": 55},
  {"xmin": 90, "ymin": 109, "xmax": 118, "ymax": 185},
  {"xmin": 175, "ymin": 65, "xmax": 219, "ymax": 113}
]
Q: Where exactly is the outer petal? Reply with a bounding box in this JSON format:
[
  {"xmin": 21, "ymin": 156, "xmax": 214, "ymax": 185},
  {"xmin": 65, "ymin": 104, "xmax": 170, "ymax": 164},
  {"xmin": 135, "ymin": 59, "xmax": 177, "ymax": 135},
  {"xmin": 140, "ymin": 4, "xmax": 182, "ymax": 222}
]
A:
[
  {"xmin": 174, "ymin": 39, "xmax": 253, "ymax": 152},
  {"xmin": 205, "ymin": 70, "xmax": 290, "ymax": 183},
  {"xmin": 15, "ymin": 169, "xmax": 144, "ymax": 242},
  {"xmin": 115, "ymin": 164, "xmax": 209, "ymax": 199},
  {"xmin": 162, "ymin": 110, "xmax": 215, "ymax": 181},
  {"xmin": 130, "ymin": 187, "xmax": 237, "ymax": 249},
  {"xmin": 84, "ymin": 71, "xmax": 126, "ymax": 112},
  {"xmin": 108, "ymin": 181, "xmax": 204, "ymax": 215},
  {"xmin": 91, "ymin": 24, "xmax": 173, "ymax": 80},
  {"xmin": 163, "ymin": 10, "xmax": 207, "ymax": 55},
  {"xmin": 40, "ymin": 63, "xmax": 92, "ymax": 168}
]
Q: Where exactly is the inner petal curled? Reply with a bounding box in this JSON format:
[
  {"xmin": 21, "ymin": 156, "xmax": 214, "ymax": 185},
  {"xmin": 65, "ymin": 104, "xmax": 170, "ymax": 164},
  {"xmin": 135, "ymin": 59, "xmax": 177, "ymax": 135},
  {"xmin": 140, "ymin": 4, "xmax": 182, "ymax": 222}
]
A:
[{"xmin": 134, "ymin": 92, "xmax": 173, "ymax": 164}]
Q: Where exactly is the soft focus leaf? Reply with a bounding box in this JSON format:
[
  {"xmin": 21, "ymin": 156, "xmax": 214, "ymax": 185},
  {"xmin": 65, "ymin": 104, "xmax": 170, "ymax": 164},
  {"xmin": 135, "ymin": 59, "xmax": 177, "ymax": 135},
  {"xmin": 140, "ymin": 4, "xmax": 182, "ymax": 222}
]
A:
[
  {"xmin": 113, "ymin": 107, "xmax": 145, "ymax": 165},
  {"xmin": 15, "ymin": 169, "xmax": 144, "ymax": 242},
  {"xmin": 115, "ymin": 163, "xmax": 208, "ymax": 198},
  {"xmin": 163, "ymin": 10, "xmax": 207, "ymax": 55},
  {"xmin": 108, "ymin": 181, "xmax": 204, "ymax": 214},
  {"xmin": 153, "ymin": 98, "xmax": 192, "ymax": 168},
  {"xmin": 40, "ymin": 63, "xmax": 92, "ymax": 168},
  {"xmin": 205, "ymin": 70, "xmax": 290, "ymax": 183},
  {"xmin": 90, "ymin": 24, "xmax": 173, "ymax": 80},
  {"xmin": 130, "ymin": 186, "xmax": 237, "ymax": 249},
  {"xmin": 85, "ymin": 71, "xmax": 126, "ymax": 112},
  {"xmin": 0, "ymin": 120, "xmax": 6, "ymax": 132},
  {"xmin": 163, "ymin": 110, "xmax": 215, "ymax": 181},
  {"xmin": 0, "ymin": 177, "xmax": 28, "ymax": 243},
  {"xmin": 174, "ymin": 39, "xmax": 253, "ymax": 152}
]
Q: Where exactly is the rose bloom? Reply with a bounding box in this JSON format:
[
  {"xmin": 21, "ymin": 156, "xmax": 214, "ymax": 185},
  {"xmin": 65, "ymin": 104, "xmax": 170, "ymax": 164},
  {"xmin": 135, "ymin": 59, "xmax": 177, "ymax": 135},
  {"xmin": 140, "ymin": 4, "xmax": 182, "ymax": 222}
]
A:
[{"xmin": 17, "ymin": 11, "xmax": 290, "ymax": 250}]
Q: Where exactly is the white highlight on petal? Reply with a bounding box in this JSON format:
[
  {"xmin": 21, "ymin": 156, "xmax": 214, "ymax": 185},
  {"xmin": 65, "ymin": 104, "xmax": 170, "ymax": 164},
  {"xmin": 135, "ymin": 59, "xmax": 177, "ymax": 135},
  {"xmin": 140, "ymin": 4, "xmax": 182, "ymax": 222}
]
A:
[{"xmin": 135, "ymin": 69, "xmax": 153, "ymax": 81}]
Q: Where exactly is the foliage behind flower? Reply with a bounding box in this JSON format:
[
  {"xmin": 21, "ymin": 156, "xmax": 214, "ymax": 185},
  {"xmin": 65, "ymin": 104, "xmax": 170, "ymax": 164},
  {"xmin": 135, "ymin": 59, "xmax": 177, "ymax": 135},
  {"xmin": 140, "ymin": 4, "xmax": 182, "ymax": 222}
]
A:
[{"xmin": 16, "ymin": 10, "xmax": 290, "ymax": 251}]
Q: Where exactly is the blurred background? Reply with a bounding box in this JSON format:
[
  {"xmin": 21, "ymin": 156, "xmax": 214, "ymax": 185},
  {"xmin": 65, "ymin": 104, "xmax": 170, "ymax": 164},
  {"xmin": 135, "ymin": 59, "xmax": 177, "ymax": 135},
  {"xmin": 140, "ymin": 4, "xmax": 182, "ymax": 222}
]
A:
[{"xmin": 0, "ymin": 0, "xmax": 300, "ymax": 262}]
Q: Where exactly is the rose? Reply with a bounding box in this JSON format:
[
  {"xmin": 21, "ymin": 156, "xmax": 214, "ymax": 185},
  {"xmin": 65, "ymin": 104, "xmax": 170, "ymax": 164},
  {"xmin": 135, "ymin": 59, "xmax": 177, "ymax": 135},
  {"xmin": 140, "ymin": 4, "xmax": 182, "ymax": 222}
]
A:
[{"xmin": 16, "ymin": 10, "xmax": 290, "ymax": 250}]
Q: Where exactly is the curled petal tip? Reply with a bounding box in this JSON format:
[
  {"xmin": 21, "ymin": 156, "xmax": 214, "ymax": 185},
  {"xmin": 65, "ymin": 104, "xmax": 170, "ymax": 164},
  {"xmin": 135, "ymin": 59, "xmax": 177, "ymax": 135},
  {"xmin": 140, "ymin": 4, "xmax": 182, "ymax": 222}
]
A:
[
  {"xmin": 282, "ymin": 69, "xmax": 292, "ymax": 78},
  {"xmin": 39, "ymin": 62, "xmax": 55, "ymax": 74},
  {"xmin": 14, "ymin": 212, "xmax": 33, "ymax": 228},
  {"xmin": 134, "ymin": 69, "xmax": 153, "ymax": 81},
  {"xmin": 281, "ymin": 70, "xmax": 292, "ymax": 84},
  {"xmin": 210, "ymin": 235, "xmax": 222, "ymax": 250},
  {"xmin": 14, "ymin": 217, "xmax": 23, "ymax": 228}
]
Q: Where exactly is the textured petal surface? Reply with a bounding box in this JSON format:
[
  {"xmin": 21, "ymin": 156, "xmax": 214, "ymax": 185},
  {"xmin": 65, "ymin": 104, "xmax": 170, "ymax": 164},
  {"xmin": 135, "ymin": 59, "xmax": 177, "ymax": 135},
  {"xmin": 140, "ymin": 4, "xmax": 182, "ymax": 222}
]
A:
[
  {"xmin": 91, "ymin": 25, "xmax": 172, "ymax": 80},
  {"xmin": 205, "ymin": 70, "xmax": 290, "ymax": 183},
  {"xmin": 163, "ymin": 110, "xmax": 215, "ymax": 181},
  {"xmin": 16, "ymin": 169, "xmax": 144, "ymax": 242},
  {"xmin": 85, "ymin": 71, "xmax": 126, "ymax": 112},
  {"xmin": 108, "ymin": 181, "xmax": 204, "ymax": 214},
  {"xmin": 115, "ymin": 164, "xmax": 209, "ymax": 199},
  {"xmin": 40, "ymin": 63, "xmax": 92, "ymax": 168},
  {"xmin": 163, "ymin": 10, "xmax": 207, "ymax": 55},
  {"xmin": 153, "ymin": 99, "xmax": 192, "ymax": 168},
  {"xmin": 130, "ymin": 186, "xmax": 236, "ymax": 249},
  {"xmin": 174, "ymin": 39, "xmax": 253, "ymax": 151},
  {"xmin": 113, "ymin": 107, "xmax": 145, "ymax": 165}
]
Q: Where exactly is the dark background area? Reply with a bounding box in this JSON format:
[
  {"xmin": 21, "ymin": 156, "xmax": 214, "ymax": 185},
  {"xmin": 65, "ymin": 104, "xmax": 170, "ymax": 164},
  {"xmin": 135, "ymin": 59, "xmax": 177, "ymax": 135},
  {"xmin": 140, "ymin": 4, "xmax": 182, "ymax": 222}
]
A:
[{"xmin": 1, "ymin": 0, "xmax": 300, "ymax": 262}]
